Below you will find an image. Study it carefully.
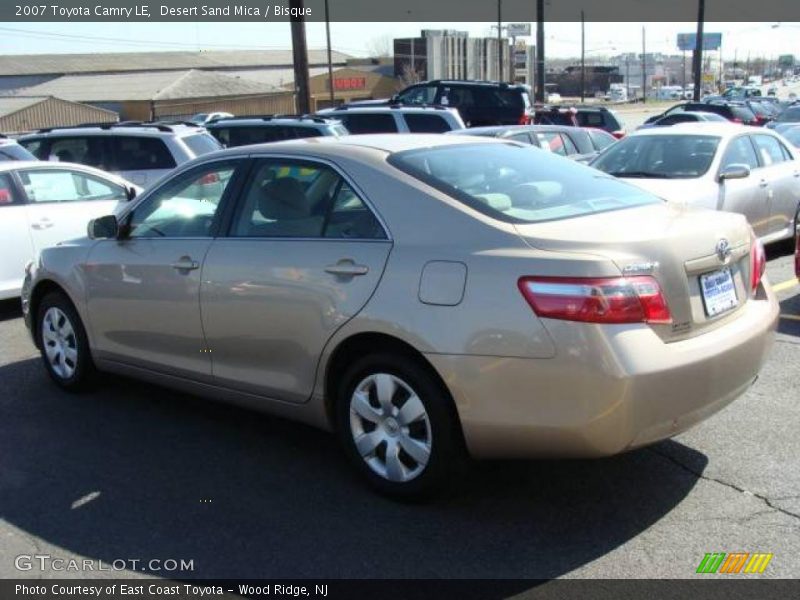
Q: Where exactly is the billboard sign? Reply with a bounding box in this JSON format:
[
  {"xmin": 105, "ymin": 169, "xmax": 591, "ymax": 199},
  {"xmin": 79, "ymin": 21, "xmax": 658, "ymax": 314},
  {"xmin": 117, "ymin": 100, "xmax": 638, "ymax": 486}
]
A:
[
  {"xmin": 507, "ymin": 23, "xmax": 531, "ymax": 37},
  {"xmin": 677, "ymin": 33, "xmax": 722, "ymax": 51}
]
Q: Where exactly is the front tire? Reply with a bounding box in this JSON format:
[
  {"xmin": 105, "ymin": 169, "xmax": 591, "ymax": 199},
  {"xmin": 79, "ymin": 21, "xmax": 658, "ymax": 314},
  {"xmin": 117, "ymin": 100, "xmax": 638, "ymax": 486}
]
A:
[
  {"xmin": 335, "ymin": 353, "xmax": 464, "ymax": 500},
  {"xmin": 37, "ymin": 291, "xmax": 95, "ymax": 391}
]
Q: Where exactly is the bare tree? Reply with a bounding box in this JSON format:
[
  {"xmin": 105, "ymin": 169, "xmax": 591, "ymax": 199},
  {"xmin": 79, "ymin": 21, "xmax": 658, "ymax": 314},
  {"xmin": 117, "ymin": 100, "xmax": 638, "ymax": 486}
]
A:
[
  {"xmin": 399, "ymin": 63, "xmax": 422, "ymax": 88},
  {"xmin": 366, "ymin": 34, "xmax": 392, "ymax": 58}
]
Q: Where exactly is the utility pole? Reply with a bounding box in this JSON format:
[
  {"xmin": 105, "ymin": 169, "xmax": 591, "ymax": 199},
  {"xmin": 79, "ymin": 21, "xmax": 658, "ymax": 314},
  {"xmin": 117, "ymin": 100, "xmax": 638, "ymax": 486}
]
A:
[
  {"xmin": 692, "ymin": 0, "xmax": 705, "ymax": 101},
  {"xmin": 580, "ymin": 10, "xmax": 585, "ymax": 102},
  {"xmin": 625, "ymin": 57, "xmax": 630, "ymax": 98},
  {"xmin": 497, "ymin": 0, "xmax": 503, "ymax": 81},
  {"xmin": 535, "ymin": 0, "xmax": 545, "ymax": 102},
  {"xmin": 324, "ymin": 0, "xmax": 334, "ymax": 106},
  {"xmin": 641, "ymin": 26, "xmax": 646, "ymax": 103},
  {"xmin": 682, "ymin": 51, "xmax": 686, "ymax": 91},
  {"xmin": 290, "ymin": 0, "xmax": 311, "ymax": 114}
]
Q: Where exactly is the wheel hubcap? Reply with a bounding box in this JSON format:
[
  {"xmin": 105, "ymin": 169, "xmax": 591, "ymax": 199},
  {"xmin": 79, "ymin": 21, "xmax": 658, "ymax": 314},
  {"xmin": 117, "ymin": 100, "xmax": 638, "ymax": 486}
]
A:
[
  {"xmin": 349, "ymin": 373, "xmax": 433, "ymax": 483},
  {"xmin": 41, "ymin": 307, "xmax": 78, "ymax": 380}
]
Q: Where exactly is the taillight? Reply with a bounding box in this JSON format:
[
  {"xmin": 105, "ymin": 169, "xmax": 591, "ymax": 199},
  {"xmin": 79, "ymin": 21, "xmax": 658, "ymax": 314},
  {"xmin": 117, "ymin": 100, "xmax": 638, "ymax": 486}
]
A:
[
  {"xmin": 731, "ymin": 117, "xmax": 743, "ymax": 124},
  {"xmin": 518, "ymin": 112, "xmax": 532, "ymax": 125},
  {"xmin": 611, "ymin": 130, "xmax": 626, "ymax": 140},
  {"xmin": 750, "ymin": 238, "xmax": 766, "ymax": 295},
  {"xmin": 518, "ymin": 276, "xmax": 672, "ymax": 324}
]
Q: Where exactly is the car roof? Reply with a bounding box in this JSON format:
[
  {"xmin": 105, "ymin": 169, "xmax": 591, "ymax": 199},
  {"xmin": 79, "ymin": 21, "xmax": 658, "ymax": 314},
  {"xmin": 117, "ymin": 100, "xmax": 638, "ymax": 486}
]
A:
[
  {"xmin": 318, "ymin": 105, "xmax": 459, "ymax": 115},
  {"xmin": 207, "ymin": 116, "xmax": 339, "ymax": 128},
  {"xmin": 211, "ymin": 133, "xmax": 503, "ymax": 158},
  {"xmin": 19, "ymin": 122, "xmax": 202, "ymax": 138},
  {"xmin": 0, "ymin": 160, "xmax": 43, "ymax": 172},
  {"xmin": 629, "ymin": 123, "xmax": 765, "ymax": 138}
]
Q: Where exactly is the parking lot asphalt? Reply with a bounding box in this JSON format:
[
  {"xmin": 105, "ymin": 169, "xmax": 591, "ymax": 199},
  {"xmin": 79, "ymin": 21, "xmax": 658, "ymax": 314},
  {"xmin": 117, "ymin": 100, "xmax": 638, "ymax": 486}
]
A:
[{"xmin": 0, "ymin": 245, "xmax": 797, "ymax": 581}]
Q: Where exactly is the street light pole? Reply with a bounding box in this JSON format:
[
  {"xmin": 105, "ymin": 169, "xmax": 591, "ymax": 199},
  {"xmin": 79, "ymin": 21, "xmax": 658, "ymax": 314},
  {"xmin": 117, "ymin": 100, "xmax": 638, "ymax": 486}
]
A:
[
  {"xmin": 324, "ymin": 0, "xmax": 334, "ymax": 106},
  {"xmin": 497, "ymin": 0, "xmax": 503, "ymax": 81},
  {"xmin": 580, "ymin": 10, "xmax": 585, "ymax": 102},
  {"xmin": 641, "ymin": 26, "xmax": 646, "ymax": 103},
  {"xmin": 535, "ymin": 0, "xmax": 545, "ymax": 102},
  {"xmin": 289, "ymin": 0, "xmax": 311, "ymax": 114},
  {"xmin": 693, "ymin": 0, "xmax": 705, "ymax": 101}
]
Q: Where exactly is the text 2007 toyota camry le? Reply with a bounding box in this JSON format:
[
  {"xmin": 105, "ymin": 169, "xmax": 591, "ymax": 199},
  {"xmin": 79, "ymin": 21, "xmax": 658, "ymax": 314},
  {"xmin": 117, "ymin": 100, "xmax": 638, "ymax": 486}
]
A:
[{"xmin": 21, "ymin": 135, "xmax": 778, "ymax": 498}]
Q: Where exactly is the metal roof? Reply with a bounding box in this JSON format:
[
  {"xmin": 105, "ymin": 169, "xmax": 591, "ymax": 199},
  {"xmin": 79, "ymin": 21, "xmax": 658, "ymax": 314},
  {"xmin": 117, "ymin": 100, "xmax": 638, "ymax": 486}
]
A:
[
  {"xmin": 0, "ymin": 96, "xmax": 49, "ymax": 117},
  {"xmin": 8, "ymin": 70, "xmax": 286, "ymax": 103},
  {"xmin": 0, "ymin": 49, "xmax": 351, "ymax": 77}
]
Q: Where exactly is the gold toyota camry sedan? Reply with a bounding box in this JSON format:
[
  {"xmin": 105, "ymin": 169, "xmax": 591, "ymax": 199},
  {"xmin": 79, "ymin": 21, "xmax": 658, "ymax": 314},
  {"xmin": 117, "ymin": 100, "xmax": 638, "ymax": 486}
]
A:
[{"xmin": 22, "ymin": 135, "xmax": 779, "ymax": 498}]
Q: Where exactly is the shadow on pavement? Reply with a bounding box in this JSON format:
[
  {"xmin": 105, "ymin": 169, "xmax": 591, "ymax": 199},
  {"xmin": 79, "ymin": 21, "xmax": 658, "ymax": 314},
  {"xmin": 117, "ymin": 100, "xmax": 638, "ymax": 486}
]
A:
[
  {"xmin": 778, "ymin": 296, "xmax": 799, "ymax": 337},
  {"xmin": 0, "ymin": 357, "xmax": 706, "ymax": 580}
]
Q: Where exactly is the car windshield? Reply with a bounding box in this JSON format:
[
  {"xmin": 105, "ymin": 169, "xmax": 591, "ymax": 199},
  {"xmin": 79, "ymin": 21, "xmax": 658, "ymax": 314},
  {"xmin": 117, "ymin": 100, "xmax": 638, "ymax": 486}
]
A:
[
  {"xmin": 388, "ymin": 143, "xmax": 660, "ymax": 224},
  {"xmin": 592, "ymin": 134, "xmax": 721, "ymax": 179}
]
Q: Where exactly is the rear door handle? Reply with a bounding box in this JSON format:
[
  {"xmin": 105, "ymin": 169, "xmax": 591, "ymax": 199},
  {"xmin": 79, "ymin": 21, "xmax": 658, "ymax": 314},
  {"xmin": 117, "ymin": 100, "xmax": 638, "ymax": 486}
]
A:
[
  {"xmin": 170, "ymin": 257, "xmax": 200, "ymax": 271},
  {"xmin": 325, "ymin": 259, "xmax": 369, "ymax": 277}
]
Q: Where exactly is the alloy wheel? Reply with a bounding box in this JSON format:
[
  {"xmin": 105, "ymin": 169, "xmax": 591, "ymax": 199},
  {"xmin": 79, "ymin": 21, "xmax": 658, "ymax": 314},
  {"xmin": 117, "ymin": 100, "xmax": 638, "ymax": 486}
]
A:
[{"xmin": 41, "ymin": 307, "xmax": 78, "ymax": 380}]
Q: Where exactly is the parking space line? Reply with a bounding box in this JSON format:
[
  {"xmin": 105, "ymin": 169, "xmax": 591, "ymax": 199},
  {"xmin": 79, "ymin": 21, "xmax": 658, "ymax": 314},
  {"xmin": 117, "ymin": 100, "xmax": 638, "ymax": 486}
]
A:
[{"xmin": 772, "ymin": 278, "xmax": 799, "ymax": 293}]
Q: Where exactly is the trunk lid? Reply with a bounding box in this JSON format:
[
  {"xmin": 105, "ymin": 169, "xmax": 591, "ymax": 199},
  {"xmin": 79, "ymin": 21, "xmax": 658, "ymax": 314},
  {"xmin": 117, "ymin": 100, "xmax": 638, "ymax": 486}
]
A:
[{"xmin": 514, "ymin": 203, "xmax": 753, "ymax": 341}]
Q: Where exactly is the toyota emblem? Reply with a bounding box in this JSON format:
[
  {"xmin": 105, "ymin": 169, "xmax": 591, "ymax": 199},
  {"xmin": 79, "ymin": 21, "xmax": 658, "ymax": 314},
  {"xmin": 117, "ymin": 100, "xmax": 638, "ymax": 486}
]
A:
[{"xmin": 715, "ymin": 238, "xmax": 732, "ymax": 262}]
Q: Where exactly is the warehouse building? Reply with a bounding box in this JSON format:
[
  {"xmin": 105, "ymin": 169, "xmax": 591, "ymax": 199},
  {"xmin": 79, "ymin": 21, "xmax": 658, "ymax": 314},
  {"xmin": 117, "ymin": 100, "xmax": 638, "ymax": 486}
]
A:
[
  {"xmin": 0, "ymin": 95, "xmax": 117, "ymax": 134},
  {"xmin": 8, "ymin": 69, "xmax": 295, "ymax": 121},
  {"xmin": 0, "ymin": 49, "xmax": 351, "ymax": 94}
]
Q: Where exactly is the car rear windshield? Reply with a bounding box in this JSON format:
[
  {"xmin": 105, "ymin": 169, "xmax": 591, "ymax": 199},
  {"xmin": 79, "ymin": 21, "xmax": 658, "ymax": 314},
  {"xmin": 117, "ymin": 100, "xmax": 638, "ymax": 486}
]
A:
[
  {"xmin": 387, "ymin": 143, "xmax": 660, "ymax": 224},
  {"xmin": 592, "ymin": 134, "xmax": 721, "ymax": 179},
  {"xmin": 182, "ymin": 133, "xmax": 223, "ymax": 156},
  {"xmin": 731, "ymin": 105, "xmax": 757, "ymax": 121}
]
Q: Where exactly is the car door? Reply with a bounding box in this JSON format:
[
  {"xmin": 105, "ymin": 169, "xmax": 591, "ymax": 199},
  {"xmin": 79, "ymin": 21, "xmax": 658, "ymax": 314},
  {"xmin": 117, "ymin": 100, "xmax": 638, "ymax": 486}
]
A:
[
  {"xmin": 83, "ymin": 158, "xmax": 245, "ymax": 380},
  {"xmin": 14, "ymin": 166, "xmax": 128, "ymax": 253},
  {"xmin": 751, "ymin": 133, "xmax": 800, "ymax": 238},
  {"xmin": 110, "ymin": 135, "xmax": 177, "ymax": 187},
  {"xmin": 716, "ymin": 135, "xmax": 771, "ymax": 238},
  {"xmin": 0, "ymin": 172, "xmax": 34, "ymax": 299},
  {"xmin": 201, "ymin": 157, "xmax": 392, "ymax": 403}
]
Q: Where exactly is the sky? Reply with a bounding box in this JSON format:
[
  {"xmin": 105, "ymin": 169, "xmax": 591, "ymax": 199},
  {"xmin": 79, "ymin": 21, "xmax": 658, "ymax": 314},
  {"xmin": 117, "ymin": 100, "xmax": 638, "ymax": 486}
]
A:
[{"xmin": 0, "ymin": 22, "xmax": 797, "ymax": 59}]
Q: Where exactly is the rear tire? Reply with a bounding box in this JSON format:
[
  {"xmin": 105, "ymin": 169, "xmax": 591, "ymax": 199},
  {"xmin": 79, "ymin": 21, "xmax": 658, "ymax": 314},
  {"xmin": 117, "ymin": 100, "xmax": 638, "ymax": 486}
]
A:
[
  {"xmin": 335, "ymin": 353, "xmax": 465, "ymax": 500},
  {"xmin": 37, "ymin": 291, "xmax": 95, "ymax": 392}
]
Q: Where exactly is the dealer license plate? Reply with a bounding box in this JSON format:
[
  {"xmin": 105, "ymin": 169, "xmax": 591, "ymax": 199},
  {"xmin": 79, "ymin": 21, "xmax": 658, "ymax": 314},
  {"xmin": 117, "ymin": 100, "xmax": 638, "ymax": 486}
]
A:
[{"xmin": 700, "ymin": 267, "xmax": 738, "ymax": 317}]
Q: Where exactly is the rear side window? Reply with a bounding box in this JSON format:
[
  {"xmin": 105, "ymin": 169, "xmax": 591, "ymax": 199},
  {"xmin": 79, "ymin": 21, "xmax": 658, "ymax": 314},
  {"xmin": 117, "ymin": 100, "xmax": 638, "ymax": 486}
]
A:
[
  {"xmin": 535, "ymin": 132, "xmax": 576, "ymax": 156},
  {"xmin": 338, "ymin": 113, "xmax": 398, "ymax": 134},
  {"xmin": 586, "ymin": 129, "xmax": 616, "ymax": 151},
  {"xmin": 576, "ymin": 111, "xmax": 605, "ymax": 127},
  {"xmin": 405, "ymin": 113, "xmax": 453, "ymax": 133},
  {"xmin": 182, "ymin": 133, "xmax": 222, "ymax": 156},
  {"xmin": 112, "ymin": 137, "xmax": 176, "ymax": 170},
  {"xmin": 474, "ymin": 87, "xmax": 524, "ymax": 109},
  {"xmin": 0, "ymin": 173, "xmax": 17, "ymax": 205}
]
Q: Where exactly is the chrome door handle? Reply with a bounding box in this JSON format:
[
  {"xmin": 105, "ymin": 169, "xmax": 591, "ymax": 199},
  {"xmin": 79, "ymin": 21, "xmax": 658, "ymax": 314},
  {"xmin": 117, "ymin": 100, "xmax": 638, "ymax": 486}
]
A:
[
  {"xmin": 758, "ymin": 180, "xmax": 769, "ymax": 188},
  {"xmin": 325, "ymin": 260, "xmax": 369, "ymax": 277},
  {"xmin": 170, "ymin": 257, "xmax": 200, "ymax": 271}
]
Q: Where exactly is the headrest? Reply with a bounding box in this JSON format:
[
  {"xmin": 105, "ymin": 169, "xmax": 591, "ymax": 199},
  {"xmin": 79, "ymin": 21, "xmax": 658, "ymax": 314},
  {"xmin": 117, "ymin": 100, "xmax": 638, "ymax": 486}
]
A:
[{"xmin": 258, "ymin": 177, "xmax": 310, "ymax": 220}]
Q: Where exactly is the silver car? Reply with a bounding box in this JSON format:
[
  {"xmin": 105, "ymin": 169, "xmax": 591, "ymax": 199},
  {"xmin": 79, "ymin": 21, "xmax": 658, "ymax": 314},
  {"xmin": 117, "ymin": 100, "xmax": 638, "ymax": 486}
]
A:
[
  {"xmin": 22, "ymin": 135, "xmax": 778, "ymax": 498},
  {"xmin": 591, "ymin": 124, "xmax": 800, "ymax": 246},
  {"xmin": 18, "ymin": 122, "xmax": 222, "ymax": 188}
]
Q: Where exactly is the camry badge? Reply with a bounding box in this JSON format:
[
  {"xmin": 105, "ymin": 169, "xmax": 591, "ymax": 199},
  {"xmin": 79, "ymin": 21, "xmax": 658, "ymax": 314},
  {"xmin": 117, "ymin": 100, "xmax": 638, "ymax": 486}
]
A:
[
  {"xmin": 622, "ymin": 261, "xmax": 659, "ymax": 275},
  {"xmin": 716, "ymin": 238, "xmax": 732, "ymax": 263}
]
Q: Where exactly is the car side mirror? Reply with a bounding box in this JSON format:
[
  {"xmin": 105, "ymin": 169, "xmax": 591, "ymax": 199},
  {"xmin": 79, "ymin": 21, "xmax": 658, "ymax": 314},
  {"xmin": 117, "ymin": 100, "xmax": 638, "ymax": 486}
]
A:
[
  {"xmin": 719, "ymin": 164, "xmax": 751, "ymax": 181},
  {"xmin": 125, "ymin": 186, "xmax": 137, "ymax": 201},
  {"xmin": 88, "ymin": 215, "xmax": 119, "ymax": 240}
]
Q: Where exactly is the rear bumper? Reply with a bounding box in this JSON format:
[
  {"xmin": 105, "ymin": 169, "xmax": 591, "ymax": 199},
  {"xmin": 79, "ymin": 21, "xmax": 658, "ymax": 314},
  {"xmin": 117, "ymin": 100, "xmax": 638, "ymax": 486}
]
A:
[{"xmin": 426, "ymin": 287, "xmax": 778, "ymax": 459}]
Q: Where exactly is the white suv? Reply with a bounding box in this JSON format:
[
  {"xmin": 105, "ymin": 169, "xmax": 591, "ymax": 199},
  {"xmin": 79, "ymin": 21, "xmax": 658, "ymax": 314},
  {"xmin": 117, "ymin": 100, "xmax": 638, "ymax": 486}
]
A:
[
  {"xmin": 315, "ymin": 105, "xmax": 465, "ymax": 134},
  {"xmin": 18, "ymin": 122, "xmax": 222, "ymax": 188}
]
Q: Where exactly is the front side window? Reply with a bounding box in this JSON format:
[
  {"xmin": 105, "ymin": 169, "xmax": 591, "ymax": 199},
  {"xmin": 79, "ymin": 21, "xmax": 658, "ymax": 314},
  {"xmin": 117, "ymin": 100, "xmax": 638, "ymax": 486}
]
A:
[
  {"xmin": 397, "ymin": 85, "xmax": 437, "ymax": 105},
  {"xmin": 592, "ymin": 134, "xmax": 721, "ymax": 179},
  {"xmin": 232, "ymin": 160, "xmax": 385, "ymax": 239},
  {"xmin": 752, "ymin": 134, "xmax": 789, "ymax": 166},
  {"xmin": 128, "ymin": 161, "xmax": 238, "ymax": 238},
  {"xmin": 17, "ymin": 169, "xmax": 127, "ymax": 204},
  {"xmin": 112, "ymin": 136, "xmax": 176, "ymax": 171},
  {"xmin": 720, "ymin": 137, "xmax": 760, "ymax": 171},
  {"xmin": 388, "ymin": 143, "xmax": 660, "ymax": 224}
]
